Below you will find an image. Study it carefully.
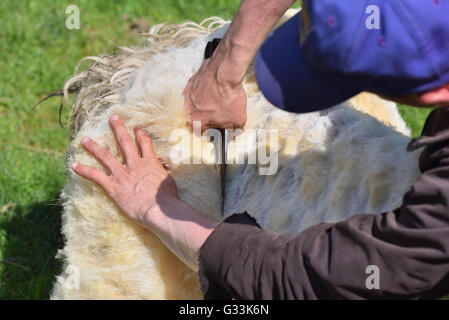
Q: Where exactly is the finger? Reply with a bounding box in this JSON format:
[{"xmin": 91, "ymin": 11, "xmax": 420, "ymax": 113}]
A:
[
  {"xmin": 134, "ymin": 128, "xmax": 158, "ymax": 160},
  {"xmin": 71, "ymin": 162, "xmax": 114, "ymax": 194},
  {"xmin": 134, "ymin": 128, "xmax": 168, "ymax": 170},
  {"xmin": 109, "ymin": 115, "xmax": 139, "ymax": 166},
  {"xmin": 81, "ymin": 137, "xmax": 124, "ymax": 176},
  {"xmin": 134, "ymin": 128, "xmax": 155, "ymax": 159}
]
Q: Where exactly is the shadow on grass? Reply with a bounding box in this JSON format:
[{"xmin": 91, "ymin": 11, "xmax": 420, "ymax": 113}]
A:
[{"xmin": 0, "ymin": 192, "xmax": 63, "ymax": 300}]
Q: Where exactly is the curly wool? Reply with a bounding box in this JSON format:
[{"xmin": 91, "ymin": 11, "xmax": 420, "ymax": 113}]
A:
[{"xmin": 51, "ymin": 11, "xmax": 421, "ymax": 299}]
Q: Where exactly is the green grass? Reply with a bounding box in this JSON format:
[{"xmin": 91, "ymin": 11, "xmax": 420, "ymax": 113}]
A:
[
  {"xmin": 397, "ymin": 104, "xmax": 433, "ymax": 138},
  {"xmin": 0, "ymin": 0, "xmax": 432, "ymax": 299},
  {"xmin": 0, "ymin": 0, "xmax": 245, "ymax": 300}
]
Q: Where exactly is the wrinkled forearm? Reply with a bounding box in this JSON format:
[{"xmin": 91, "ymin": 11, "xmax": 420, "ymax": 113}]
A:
[
  {"xmin": 213, "ymin": 0, "xmax": 297, "ymax": 86},
  {"xmin": 145, "ymin": 199, "xmax": 217, "ymax": 272}
]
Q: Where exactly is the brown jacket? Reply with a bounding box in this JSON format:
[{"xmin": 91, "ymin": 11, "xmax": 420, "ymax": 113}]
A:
[{"xmin": 198, "ymin": 106, "xmax": 449, "ymax": 300}]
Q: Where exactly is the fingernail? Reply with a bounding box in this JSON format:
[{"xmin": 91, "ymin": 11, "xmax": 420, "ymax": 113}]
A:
[
  {"xmin": 82, "ymin": 137, "xmax": 89, "ymax": 144},
  {"xmin": 71, "ymin": 162, "xmax": 79, "ymax": 170},
  {"xmin": 110, "ymin": 115, "xmax": 119, "ymax": 121}
]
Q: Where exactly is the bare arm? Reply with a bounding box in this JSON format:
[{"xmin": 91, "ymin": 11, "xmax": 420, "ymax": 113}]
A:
[
  {"xmin": 216, "ymin": 0, "xmax": 297, "ymax": 85},
  {"xmin": 183, "ymin": 0, "xmax": 296, "ymax": 131}
]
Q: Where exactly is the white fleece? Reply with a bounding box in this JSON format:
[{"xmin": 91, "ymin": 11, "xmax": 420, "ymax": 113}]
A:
[{"xmin": 51, "ymin": 12, "xmax": 421, "ymax": 299}]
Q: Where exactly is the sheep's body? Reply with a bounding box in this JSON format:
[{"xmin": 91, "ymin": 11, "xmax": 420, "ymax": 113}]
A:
[{"xmin": 51, "ymin": 12, "xmax": 422, "ymax": 299}]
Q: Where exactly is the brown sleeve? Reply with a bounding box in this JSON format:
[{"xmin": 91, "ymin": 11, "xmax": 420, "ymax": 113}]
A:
[{"xmin": 198, "ymin": 106, "xmax": 449, "ymax": 300}]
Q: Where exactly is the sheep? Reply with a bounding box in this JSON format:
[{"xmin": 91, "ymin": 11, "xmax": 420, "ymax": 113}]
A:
[{"xmin": 51, "ymin": 11, "xmax": 421, "ymax": 299}]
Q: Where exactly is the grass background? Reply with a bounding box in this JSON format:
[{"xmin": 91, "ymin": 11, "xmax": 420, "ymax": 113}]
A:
[{"xmin": 0, "ymin": 0, "xmax": 433, "ymax": 299}]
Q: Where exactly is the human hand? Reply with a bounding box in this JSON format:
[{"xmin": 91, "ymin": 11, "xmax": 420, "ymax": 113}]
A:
[
  {"xmin": 71, "ymin": 115, "xmax": 217, "ymax": 271},
  {"xmin": 71, "ymin": 115, "xmax": 178, "ymax": 227},
  {"xmin": 183, "ymin": 57, "xmax": 247, "ymax": 132}
]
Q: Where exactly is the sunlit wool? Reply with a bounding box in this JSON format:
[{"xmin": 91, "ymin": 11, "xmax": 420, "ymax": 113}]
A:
[{"xmin": 51, "ymin": 10, "xmax": 421, "ymax": 299}]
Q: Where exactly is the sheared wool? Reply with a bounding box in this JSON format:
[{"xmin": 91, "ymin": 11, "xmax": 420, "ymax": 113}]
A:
[{"xmin": 51, "ymin": 11, "xmax": 421, "ymax": 299}]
